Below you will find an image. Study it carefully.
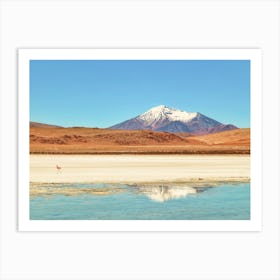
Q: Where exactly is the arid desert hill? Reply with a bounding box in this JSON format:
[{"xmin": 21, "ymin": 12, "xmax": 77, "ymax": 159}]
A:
[
  {"xmin": 30, "ymin": 121, "xmax": 62, "ymax": 129},
  {"xmin": 185, "ymin": 128, "xmax": 251, "ymax": 146},
  {"xmin": 30, "ymin": 122, "xmax": 250, "ymax": 154}
]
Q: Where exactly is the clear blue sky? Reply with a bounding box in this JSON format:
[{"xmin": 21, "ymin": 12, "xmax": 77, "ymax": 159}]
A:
[{"xmin": 30, "ymin": 60, "xmax": 250, "ymax": 128}]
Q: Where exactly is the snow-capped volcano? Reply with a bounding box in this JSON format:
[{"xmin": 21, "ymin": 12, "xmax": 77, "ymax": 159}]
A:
[
  {"xmin": 109, "ymin": 105, "xmax": 238, "ymax": 135},
  {"xmin": 138, "ymin": 105, "xmax": 198, "ymax": 127}
]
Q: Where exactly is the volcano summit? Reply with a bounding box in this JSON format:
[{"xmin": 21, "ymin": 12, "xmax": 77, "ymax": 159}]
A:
[{"xmin": 109, "ymin": 105, "xmax": 237, "ymax": 135}]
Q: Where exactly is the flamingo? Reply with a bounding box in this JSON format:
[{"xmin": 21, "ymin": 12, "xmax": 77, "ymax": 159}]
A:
[{"xmin": 56, "ymin": 164, "xmax": 62, "ymax": 173}]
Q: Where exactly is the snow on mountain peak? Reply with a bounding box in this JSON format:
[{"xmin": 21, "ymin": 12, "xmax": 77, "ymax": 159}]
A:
[
  {"xmin": 109, "ymin": 104, "xmax": 237, "ymax": 134},
  {"xmin": 137, "ymin": 105, "xmax": 198, "ymax": 125}
]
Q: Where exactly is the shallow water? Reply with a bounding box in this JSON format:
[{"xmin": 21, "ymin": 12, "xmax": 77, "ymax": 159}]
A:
[{"xmin": 30, "ymin": 183, "xmax": 250, "ymax": 220}]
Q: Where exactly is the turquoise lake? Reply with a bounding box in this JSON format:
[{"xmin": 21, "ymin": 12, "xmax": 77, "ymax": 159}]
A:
[{"xmin": 30, "ymin": 183, "xmax": 250, "ymax": 220}]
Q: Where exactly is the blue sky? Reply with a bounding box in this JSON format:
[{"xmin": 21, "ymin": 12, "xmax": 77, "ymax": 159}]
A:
[{"xmin": 30, "ymin": 60, "xmax": 250, "ymax": 128}]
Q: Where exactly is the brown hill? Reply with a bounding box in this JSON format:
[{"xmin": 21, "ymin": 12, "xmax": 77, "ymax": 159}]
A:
[
  {"xmin": 29, "ymin": 123, "xmax": 250, "ymax": 154},
  {"xmin": 30, "ymin": 122, "xmax": 63, "ymax": 128},
  {"xmin": 187, "ymin": 128, "xmax": 250, "ymax": 146},
  {"xmin": 30, "ymin": 127, "xmax": 188, "ymax": 146}
]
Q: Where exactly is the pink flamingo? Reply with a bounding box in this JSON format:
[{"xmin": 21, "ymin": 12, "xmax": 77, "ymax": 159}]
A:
[{"xmin": 56, "ymin": 164, "xmax": 62, "ymax": 173}]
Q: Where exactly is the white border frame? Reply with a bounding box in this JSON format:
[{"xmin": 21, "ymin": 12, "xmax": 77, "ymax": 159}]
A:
[{"xmin": 18, "ymin": 49, "xmax": 262, "ymax": 232}]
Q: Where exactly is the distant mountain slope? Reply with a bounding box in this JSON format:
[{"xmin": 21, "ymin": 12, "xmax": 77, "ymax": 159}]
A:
[
  {"xmin": 30, "ymin": 122, "xmax": 63, "ymax": 128},
  {"xmin": 109, "ymin": 105, "xmax": 238, "ymax": 135}
]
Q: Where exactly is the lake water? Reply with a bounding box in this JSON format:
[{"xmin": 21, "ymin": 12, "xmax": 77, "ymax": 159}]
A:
[{"xmin": 30, "ymin": 183, "xmax": 250, "ymax": 220}]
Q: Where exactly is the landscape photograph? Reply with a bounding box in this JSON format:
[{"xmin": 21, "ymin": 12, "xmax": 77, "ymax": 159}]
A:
[{"xmin": 29, "ymin": 59, "xmax": 250, "ymax": 220}]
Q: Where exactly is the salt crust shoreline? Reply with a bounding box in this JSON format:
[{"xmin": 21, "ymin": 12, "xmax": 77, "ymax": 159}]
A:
[{"xmin": 30, "ymin": 154, "xmax": 250, "ymax": 185}]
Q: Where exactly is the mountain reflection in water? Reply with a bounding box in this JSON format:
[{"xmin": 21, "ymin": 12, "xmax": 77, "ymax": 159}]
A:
[
  {"xmin": 133, "ymin": 185, "xmax": 208, "ymax": 202},
  {"xmin": 30, "ymin": 183, "xmax": 210, "ymax": 202}
]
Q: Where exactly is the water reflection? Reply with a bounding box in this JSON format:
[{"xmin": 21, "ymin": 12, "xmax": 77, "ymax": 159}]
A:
[
  {"xmin": 133, "ymin": 185, "xmax": 207, "ymax": 202},
  {"xmin": 30, "ymin": 183, "xmax": 210, "ymax": 202}
]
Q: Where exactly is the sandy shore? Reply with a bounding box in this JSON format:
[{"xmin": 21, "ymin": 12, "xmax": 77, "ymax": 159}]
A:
[{"xmin": 30, "ymin": 154, "xmax": 250, "ymax": 184}]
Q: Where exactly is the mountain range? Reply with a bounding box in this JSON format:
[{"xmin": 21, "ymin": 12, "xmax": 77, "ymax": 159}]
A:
[{"xmin": 109, "ymin": 105, "xmax": 237, "ymax": 135}]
